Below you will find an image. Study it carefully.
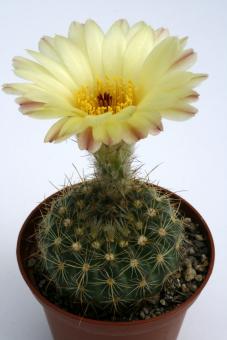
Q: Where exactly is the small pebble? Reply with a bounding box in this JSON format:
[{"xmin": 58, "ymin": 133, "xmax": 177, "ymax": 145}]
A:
[
  {"xmin": 189, "ymin": 247, "xmax": 195, "ymax": 255},
  {"xmin": 184, "ymin": 267, "xmax": 197, "ymax": 282},
  {"xmin": 160, "ymin": 299, "xmax": 166, "ymax": 306},
  {"xmin": 195, "ymin": 274, "xmax": 203, "ymax": 282},
  {"xmin": 195, "ymin": 240, "xmax": 204, "ymax": 248},
  {"xmin": 184, "ymin": 217, "xmax": 192, "ymax": 223},
  {"xmin": 195, "ymin": 234, "xmax": 204, "ymax": 241},
  {"xmin": 189, "ymin": 284, "xmax": 198, "ymax": 292},
  {"xmin": 176, "ymin": 279, "xmax": 181, "ymax": 288},
  {"xmin": 181, "ymin": 284, "xmax": 189, "ymax": 293},
  {"xmin": 195, "ymin": 264, "xmax": 205, "ymax": 272}
]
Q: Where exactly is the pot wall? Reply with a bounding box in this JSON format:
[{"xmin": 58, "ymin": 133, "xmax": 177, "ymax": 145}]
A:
[{"xmin": 44, "ymin": 305, "xmax": 187, "ymax": 340}]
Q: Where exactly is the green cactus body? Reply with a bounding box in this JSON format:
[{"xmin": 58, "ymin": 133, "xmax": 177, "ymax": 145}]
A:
[{"xmin": 37, "ymin": 143, "xmax": 184, "ymax": 314}]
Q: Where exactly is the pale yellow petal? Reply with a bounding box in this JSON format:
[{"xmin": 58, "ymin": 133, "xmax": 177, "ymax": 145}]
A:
[
  {"xmin": 93, "ymin": 121, "xmax": 123, "ymax": 146},
  {"xmin": 110, "ymin": 106, "xmax": 136, "ymax": 121},
  {"xmin": 154, "ymin": 27, "xmax": 169, "ymax": 43},
  {"xmin": 2, "ymin": 82, "xmax": 37, "ymax": 95},
  {"xmin": 123, "ymin": 25, "xmax": 155, "ymax": 82},
  {"xmin": 13, "ymin": 57, "xmax": 73, "ymax": 98},
  {"xmin": 18, "ymin": 101, "xmax": 84, "ymax": 118},
  {"xmin": 91, "ymin": 107, "xmax": 136, "ymax": 145},
  {"xmin": 126, "ymin": 21, "xmax": 147, "ymax": 42},
  {"xmin": 129, "ymin": 111, "xmax": 163, "ymax": 137},
  {"xmin": 16, "ymin": 98, "xmax": 45, "ymax": 114},
  {"xmin": 160, "ymin": 103, "xmax": 198, "ymax": 121},
  {"xmin": 158, "ymin": 71, "xmax": 196, "ymax": 91},
  {"xmin": 102, "ymin": 20, "xmax": 127, "ymax": 77},
  {"xmin": 68, "ymin": 21, "xmax": 86, "ymax": 53},
  {"xmin": 59, "ymin": 116, "xmax": 85, "ymax": 136},
  {"xmin": 139, "ymin": 86, "xmax": 198, "ymax": 111},
  {"xmin": 170, "ymin": 49, "xmax": 197, "ymax": 71},
  {"xmin": 44, "ymin": 118, "xmax": 69, "ymax": 142},
  {"xmin": 84, "ymin": 19, "xmax": 104, "ymax": 78},
  {"xmin": 121, "ymin": 122, "xmax": 142, "ymax": 144},
  {"xmin": 92, "ymin": 123, "xmax": 109, "ymax": 144},
  {"xmin": 127, "ymin": 115, "xmax": 151, "ymax": 138},
  {"xmin": 2, "ymin": 83, "xmax": 76, "ymax": 113},
  {"xmin": 114, "ymin": 19, "xmax": 130, "ymax": 35},
  {"xmin": 20, "ymin": 108, "xmax": 71, "ymax": 119},
  {"xmin": 39, "ymin": 36, "xmax": 60, "ymax": 62},
  {"xmin": 27, "ymin": 50, "xmax": 77, "ymax": 90},
  {"xmin": 105, "ymin": 122, "xmax": 124, "ymax": 145},
  {"xmin": 139, "ymin": 37, "xmax": 180, "ymax": 94},
  {"xmin": 78, "ymin": 127, "xmax": 101, "ymax": 152},
  {"xmin": 54, "ymin": 35, "xmax": 94, "ymax": 86},
  {"xmin": 16, "ymin": 85, "xmax": 75, "ymax": 111},
  {"xmin": 84, "ymin": 111, "xmax": 113, "ymax": 126},
  {"xmin": 189, "ymin": 73, "xmax": 208, "ymax": 87}
]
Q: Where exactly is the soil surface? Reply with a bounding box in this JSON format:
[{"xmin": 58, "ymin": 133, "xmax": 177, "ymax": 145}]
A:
[{"xmin": 27, "ymin": 216, "xmax": 210, "ymax": 321}]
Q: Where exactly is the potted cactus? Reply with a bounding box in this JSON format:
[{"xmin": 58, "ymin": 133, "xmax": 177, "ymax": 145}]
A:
[{"xmin": 3, "ymin": 19, "xmax": 214, "ymax": 340}]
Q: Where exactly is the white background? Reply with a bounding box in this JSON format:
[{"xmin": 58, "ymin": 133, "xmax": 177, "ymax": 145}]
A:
[{"xmin": 1, "ymin": 0, "xmax": 227, "ymax": 339}]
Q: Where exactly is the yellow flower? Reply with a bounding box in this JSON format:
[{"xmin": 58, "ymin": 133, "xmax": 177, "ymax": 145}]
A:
[{"xmin": 3, "ymin": 19, "xmax": 207, "ymax": 153}]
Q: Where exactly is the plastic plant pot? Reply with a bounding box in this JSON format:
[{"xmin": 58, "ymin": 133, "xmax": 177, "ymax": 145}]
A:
[{"xmin": 17, "ymin": 184, "xmax": 215, "ymax": 340}]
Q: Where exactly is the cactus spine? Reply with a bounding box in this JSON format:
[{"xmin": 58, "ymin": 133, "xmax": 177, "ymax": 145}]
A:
[{"xmin": 37, "ymin": 142, "xmax": 184, "ymax": 315}]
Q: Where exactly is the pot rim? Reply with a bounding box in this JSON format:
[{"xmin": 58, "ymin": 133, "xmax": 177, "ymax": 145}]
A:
[{"xmin": 16, "ymin": 183, "xmax": 215, "ymax": 328}]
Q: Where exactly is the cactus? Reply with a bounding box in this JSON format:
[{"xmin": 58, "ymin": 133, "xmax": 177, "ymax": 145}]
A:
[
  {"xmin": 37, "ymin": 142, "xmax": 184, "ymax": 315},
  {"xmin": 3, "ymin": 18, "xmax": 207, "ymax": 319}
]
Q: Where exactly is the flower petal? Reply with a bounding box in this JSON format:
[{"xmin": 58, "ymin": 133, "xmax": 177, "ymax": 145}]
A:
[
  {"xmin": 154, "ymin": 27, "xmax": 169, "ymax": 43},
  {"xmin": 160, "ymin": 103, "xmax": 198, "ymax": 121},
  {"xmin": 84, "ymin": 19, "xmax": 104, "ymax": 78},
  {"xmin": 78, "ymin": 127, "xmax": 101, "ymax": 152},
  {"xmin": 54, "ymin": 35, "xmax": 94, "ymax": 86},
  {"xmin": 170, "ymin": 49, "xmax": 197, "ymax": 71},
  {"xmin": 2, "ymin": 82, "xmax": 36, "ymax": 95},
  {"xmin": 190, "ymin": 73, "xmax": 208, "ymax": 87},
  {"xmin": 139, "ymin": 37, "xmax": 180, "ymax": 94},
  {"xmin": 44, "ymin": 118, "xmax": 69, "ymax": 142},
  {"xmin": 122, "ymin": 123, "xmax": 144, "ymax": 144},
  {"xmin": 68, "ymin": 21, "xmax": 86, "ymax": 53},
  {"xmin": 105, "ymin": 122, "xmax": 124, "ymax": 145},
  {"xmin": 27, "ymin": 50, "xmax": 77, "ymax": 90},
  {"xmin": 126, "ymin": 21, "xmax": 147, "ymax": 42},
  {"xmin": 17, "ymin": 99, "xmax": 45, "ymax": 114},
  {"xmin": 102, "ymin": 20, "xmax": 128, "ymax": 77},
  {"xmin": 133, "ymin": 111, "xmax": 163, "ymax": 136},
  {"xmin": 39, "ymin": 36, "xmax": 60, "ymax": 62},
  {"xmin": 13, "ymin": 56, "xmax": 73, "ymax": 98},
  {"xmin": 59, "ymin": 116, "xmax": 85, "ymax": 137},
  {"xmin": 123, "ymin": 25, "xmax": 154, "ymax": 82}
]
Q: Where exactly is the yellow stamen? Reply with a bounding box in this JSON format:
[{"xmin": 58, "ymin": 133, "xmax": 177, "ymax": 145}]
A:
[{"xmin": 75, "ymin": 78, "xmax": 136, "ymax": 115}]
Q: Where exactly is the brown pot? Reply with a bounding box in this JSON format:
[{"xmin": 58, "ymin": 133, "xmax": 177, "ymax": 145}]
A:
[{"xmin": 17, "ymin": 184, "xmax": 215, "ymax": 340}]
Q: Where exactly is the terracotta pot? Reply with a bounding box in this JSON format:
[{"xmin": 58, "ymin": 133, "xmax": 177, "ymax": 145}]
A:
[{"xmin": 17, "ymin": 185, "xmax": 215, "ymax": 340}]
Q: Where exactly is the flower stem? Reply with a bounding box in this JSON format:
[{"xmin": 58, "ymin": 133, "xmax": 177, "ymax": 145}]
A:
[{"xmin": 92, "ymin": 142, "xmax": 134, "ymax": 192}]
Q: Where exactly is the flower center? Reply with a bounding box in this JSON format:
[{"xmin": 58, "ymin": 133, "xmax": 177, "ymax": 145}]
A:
[{"xmin": 75, "ymin": 78, "xmax": 136, "ymax": 115}]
